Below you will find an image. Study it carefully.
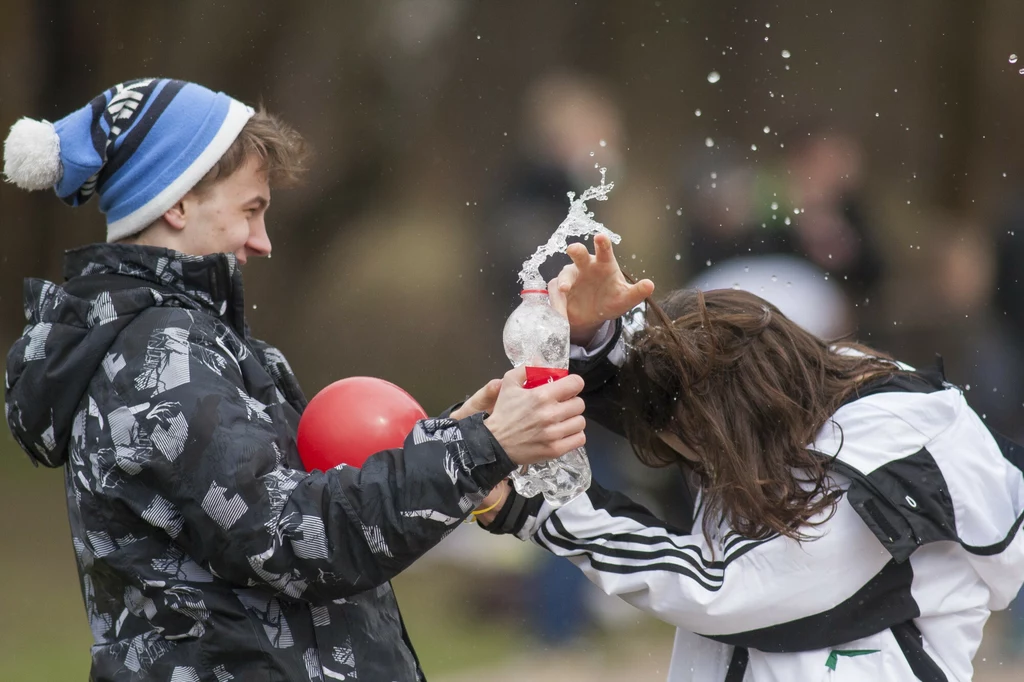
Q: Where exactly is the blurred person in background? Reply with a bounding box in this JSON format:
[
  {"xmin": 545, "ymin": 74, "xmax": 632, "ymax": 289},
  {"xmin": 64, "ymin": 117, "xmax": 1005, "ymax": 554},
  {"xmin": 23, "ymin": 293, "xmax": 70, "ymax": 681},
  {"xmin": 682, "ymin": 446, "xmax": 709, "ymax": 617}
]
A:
[
  {"xmin": 2, "ymin": 78, "xmax": 588, "ymax": 681},
  {"xmin": 480, "ymin": 235, "xmax": 1024, "ymax": 681},
  {"xmin": 682, "ymin": 126, "xmax": 884, "ymax": 332},
  {"xmin": 480, "ymin": 70, "xmax": 625, "ymax": 310},
  {"xmin": 689, "ymin": 255, "xmax": 853, "ymax": 340},
  {"xmin": 990, "ymin": 197, "xmax": 1024, "ymax": 658},
  {"xmin": 475, "ymin": 70, "xmax": 641, "ymax": 647}
]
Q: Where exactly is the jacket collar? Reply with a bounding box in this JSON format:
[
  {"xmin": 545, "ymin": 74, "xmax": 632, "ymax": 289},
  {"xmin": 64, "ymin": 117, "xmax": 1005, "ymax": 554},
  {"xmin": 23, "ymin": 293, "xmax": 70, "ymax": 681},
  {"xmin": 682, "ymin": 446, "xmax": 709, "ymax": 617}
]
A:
[{"xmin": 63, "ymin": 243, "xmax": 248, "ymax": 333}]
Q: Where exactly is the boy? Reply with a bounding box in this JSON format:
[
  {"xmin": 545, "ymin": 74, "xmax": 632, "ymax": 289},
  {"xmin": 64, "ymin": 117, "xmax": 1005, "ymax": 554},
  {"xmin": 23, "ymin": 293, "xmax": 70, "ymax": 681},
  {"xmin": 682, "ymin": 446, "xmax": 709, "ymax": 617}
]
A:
[{"xmin": 3, "ymin": 78, "xmax": 587, "ymax": 681}]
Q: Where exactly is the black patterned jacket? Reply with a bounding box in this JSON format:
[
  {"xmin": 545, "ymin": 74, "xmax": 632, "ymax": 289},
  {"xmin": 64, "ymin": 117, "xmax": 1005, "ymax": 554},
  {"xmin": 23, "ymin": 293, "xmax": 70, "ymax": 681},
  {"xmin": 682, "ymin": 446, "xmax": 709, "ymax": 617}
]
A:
[{"xmin": 5, "ymin": 244, "xmax": 513, "ymax": 681}]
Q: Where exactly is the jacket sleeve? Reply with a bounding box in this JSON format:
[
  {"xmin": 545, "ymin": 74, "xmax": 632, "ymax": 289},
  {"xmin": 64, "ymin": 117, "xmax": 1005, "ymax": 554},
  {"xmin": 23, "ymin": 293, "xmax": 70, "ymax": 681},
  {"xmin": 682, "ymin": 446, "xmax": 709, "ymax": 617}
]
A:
[
  {"xmin": 567, "ymin": 304, "xmax": 647, "ymax": 438},
  {"xmin": 495, "ymin": 481, "xmax": 899, "ymax": 643},
  {"xmin": 90, "ymin": 307, "xmax": 514, "ymax": 601}
]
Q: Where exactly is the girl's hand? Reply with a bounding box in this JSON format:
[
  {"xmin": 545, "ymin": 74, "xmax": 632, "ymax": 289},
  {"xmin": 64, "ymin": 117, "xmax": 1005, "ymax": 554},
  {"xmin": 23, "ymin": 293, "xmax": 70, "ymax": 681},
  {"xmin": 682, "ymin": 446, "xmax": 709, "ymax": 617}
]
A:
[{"xmin": 548, "ymin": 233, "xmax": 654, "ymax": 345}]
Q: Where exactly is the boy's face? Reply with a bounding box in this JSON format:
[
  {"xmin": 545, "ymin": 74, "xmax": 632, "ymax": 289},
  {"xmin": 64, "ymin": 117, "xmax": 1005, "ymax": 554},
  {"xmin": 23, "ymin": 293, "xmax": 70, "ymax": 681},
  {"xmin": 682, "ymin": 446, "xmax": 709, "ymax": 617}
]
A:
[{"xmin": 177, "ymin": 155, "xmax": 272, "ymax": 265}]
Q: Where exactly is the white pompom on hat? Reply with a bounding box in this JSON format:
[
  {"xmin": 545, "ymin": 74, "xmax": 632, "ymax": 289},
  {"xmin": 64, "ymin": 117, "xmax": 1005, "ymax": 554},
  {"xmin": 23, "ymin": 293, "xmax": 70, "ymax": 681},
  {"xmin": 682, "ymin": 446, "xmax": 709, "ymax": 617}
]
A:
[{"xmin": 3, "ymin": 117, "xmax": 63, "ymax": 190}]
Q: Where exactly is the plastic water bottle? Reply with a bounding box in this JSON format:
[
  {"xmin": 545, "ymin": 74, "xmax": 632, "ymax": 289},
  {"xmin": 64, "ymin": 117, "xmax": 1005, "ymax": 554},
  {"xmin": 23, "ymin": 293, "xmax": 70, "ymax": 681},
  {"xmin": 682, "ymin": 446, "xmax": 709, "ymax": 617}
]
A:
[{"xmin": 502, "ymin": 289, "xmax": 591, "ymax": 507}]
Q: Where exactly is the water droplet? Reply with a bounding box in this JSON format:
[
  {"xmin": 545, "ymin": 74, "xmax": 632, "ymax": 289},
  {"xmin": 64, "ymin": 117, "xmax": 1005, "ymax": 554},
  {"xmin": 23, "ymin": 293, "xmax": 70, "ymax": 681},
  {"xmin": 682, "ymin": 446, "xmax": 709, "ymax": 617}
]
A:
[
  {"xmin": 875, "ymin": 112, "xmax": 880, "ymax": 117},
  {"xmin": 763, "ymin": 126, "xmax": 771, "ymax": 134},
  {"xmin": 589, "ymin": 151, "xmax": 595, "ymax": 157},
  {"xmin": 599, "ymin": 139, "xmax": 607, "ymax": 147},
  {"xmin": 695, "ymin": 108, "xmax": 702, "ymax": 117},
  {"xmin": 252, "ymin": 304, "xmax": 257, "ymax": 310},
  {"xmin": 476, "ymin": 34, "xmax": 481, "ymax": 40},
  {"xmin": 781, "ymin": 49, "xmax": 791, "ymax": 59},
  {"xmin": 966, "ymin": 384, "xmax": 971, "ymax": 391},
  {"xmin": 744, "ymin": 266, "xmax": 750, "ymax": 273},
  {"xmin": 1019, "ymin": 68, "xmax": 1024, "ymax": 75},
  {"xmin": 675, "ymin": 253, "xmax": 682, "ymax": 261},
  {"xmin": 824, "ymin": 274, "xmax": 829, "ymax": 280},
  {"xmin": 732, "ymin": 282, "xmax": 741, "ymax": 290},
  {"xmin": 711, "ymin": 172, "xmax": 718, "ymax": 179},
  {"xmin": 666, "ymin": 204, "xmax": 671, "ymax": 211},
  {"xmin": 765, "ymin": 22, "xmax": 770, "ymax": 28},
  {"xmin": 771, "ymin": 275, "xmax": 778, "ymax": 282},
  {"xmin": 750, "ymin": 144, "xmax": 758, "ymax": 151},
  {"xmin": 631, "ymin": 253, "xmax": 637, "ymax": 259},
  {"xmin": 706, "ymin": 259, "xmax": 712, "ymax": 266},
  {"xmin": 707, "ymin": 71, "xmax": 721, "ymax": 84},
  {"xmin": 675, "ymin": 208, "xmax": 682, "ymax": 216},
  {"xmin": 786, "ymin": 281, "xmax": 792, "ymax": 287},
  {"xmin": 1011, "ymin": 54, "xmax": 1019, "ymax": 64},
  {"xmin": 784, "ymin": 216, "xmax": 792, "ymax": 225},
  {"xmin": 705, "ymin": 137, "xmax": 715, "ymax": 147},
  {"xmin": 771, "ymin": 201, "xmax": 779, "ymax": 210}
]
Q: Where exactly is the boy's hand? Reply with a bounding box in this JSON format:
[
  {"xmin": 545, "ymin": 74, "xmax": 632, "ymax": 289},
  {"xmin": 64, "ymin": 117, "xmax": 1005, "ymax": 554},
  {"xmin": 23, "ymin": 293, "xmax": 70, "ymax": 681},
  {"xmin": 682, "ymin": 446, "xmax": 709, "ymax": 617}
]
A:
[
  {"xmin": 450, "ymin": 379, "xmax": 502, "ymax": 420},
  {"xmin": 484, "ymin": 367, "xmax": 586, "ymax": 465}
]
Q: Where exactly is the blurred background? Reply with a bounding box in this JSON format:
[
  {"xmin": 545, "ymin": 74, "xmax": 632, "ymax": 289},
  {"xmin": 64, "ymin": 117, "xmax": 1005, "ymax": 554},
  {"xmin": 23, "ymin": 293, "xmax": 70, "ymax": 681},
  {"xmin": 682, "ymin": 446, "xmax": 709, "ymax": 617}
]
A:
[{"xmin": 2, "ymin": 0, "xmax": 1024, "ymax": 679}]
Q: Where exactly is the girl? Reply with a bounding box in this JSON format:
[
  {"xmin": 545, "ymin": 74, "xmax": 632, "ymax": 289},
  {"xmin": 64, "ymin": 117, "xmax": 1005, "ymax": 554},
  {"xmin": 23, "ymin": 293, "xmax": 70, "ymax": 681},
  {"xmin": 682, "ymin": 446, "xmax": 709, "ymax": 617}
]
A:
[{"xmin": 479, "ymin": 235, "xmax": 1024, "ymax": 681}]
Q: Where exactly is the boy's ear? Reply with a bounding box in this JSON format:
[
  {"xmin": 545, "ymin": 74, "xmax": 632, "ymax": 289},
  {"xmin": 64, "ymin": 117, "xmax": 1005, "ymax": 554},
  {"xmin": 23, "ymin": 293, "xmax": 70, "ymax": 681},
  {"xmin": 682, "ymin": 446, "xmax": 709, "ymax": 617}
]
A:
[{"xmin": 163, "ymin": 199, "xmax": 188, "ymax": 231}]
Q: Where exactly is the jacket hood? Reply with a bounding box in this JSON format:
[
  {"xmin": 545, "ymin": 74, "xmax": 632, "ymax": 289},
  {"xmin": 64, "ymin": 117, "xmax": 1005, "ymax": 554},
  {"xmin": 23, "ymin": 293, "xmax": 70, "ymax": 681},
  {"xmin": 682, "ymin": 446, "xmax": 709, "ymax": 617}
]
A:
[{"xmin": 4, "ymin": 243, "xmax": 244, "ymax": 467}]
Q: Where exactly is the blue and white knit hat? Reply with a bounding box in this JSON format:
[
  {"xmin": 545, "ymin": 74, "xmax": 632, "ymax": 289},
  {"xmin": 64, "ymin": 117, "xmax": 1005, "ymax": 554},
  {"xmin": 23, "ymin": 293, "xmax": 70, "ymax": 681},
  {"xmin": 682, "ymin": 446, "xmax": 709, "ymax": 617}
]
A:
[{"xmin": 2, "ymin": 78, "xmax": 253, "ymax": 242}]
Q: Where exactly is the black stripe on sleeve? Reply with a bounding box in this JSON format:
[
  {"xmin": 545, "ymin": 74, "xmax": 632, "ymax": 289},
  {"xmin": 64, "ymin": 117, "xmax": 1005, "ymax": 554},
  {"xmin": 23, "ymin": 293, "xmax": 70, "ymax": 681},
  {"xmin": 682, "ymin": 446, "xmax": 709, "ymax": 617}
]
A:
[
  {"xmin": 539, "ymin": 521, "xmax": 721, "ymax": 591},
  {"xmin": 539, "ymin": 511, "xmax": 776, "ymax": 588},
  {"xmin": 961, "ymin": 510, "xmax": 1024, "ymax": 556}
]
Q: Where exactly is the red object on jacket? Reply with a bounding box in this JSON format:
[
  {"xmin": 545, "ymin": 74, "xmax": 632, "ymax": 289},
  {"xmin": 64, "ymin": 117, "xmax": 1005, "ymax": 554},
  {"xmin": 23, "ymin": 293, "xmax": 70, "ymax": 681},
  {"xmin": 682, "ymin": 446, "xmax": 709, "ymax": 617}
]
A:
[{"xmin": 297, "ymin": 376, "xmax": 428, "ymax": 471}]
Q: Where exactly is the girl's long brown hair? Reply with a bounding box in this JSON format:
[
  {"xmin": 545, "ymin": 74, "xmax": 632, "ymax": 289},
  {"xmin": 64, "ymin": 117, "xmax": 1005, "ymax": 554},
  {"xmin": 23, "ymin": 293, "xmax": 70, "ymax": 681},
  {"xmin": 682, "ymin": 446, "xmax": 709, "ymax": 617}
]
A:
[{"xmin": 618, "ymin": 288, "xmax": 899, "ymax": 544}]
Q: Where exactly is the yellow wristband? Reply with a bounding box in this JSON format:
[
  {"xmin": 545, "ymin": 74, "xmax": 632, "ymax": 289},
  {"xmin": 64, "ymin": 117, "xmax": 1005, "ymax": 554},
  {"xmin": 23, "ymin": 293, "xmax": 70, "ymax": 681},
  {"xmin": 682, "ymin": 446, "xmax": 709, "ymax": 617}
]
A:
[{"xmin": 471, "ymin": 488, "xmax": 506, "ymax": 517}]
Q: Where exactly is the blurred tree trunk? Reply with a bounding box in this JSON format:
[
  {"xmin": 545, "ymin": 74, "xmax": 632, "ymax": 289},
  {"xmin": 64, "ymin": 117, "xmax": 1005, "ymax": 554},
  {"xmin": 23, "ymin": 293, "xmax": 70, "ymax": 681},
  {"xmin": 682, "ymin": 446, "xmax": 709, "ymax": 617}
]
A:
[{"xmin": 930, "ymin": 0, "xmax": 985, "ymax": 213}]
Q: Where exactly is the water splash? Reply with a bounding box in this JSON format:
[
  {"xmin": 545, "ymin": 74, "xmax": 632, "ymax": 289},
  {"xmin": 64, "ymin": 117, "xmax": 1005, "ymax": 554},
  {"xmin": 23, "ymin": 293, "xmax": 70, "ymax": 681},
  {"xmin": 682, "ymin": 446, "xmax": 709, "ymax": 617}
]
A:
[{"xmin": 518, "ymin": 168, "xmax": 620, "ymax": 288}]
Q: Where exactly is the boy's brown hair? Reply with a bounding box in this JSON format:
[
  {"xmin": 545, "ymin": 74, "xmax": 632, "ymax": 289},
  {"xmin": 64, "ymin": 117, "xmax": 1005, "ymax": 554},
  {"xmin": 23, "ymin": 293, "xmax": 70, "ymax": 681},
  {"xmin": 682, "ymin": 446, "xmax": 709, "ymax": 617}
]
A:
[{"xmin": 192, "ymin": 105, "xmax": 309, "ymax": 193}]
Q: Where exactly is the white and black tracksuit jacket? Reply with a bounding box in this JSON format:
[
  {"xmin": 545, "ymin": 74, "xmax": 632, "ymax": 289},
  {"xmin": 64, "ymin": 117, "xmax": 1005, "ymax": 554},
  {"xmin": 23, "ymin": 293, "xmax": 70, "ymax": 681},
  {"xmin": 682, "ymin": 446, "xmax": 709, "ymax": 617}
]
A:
[{"xmin": 485, "ymin": 317, "xmax": 1024, "ymax": 681}]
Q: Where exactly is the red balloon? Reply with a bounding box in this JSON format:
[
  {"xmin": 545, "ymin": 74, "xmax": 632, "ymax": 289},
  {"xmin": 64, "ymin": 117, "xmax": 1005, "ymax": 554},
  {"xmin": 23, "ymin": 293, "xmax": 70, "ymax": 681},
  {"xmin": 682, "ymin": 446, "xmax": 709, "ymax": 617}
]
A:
[{"xmin": 297, "ymin": 376, "xmax": 429, "ymax": 472}]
